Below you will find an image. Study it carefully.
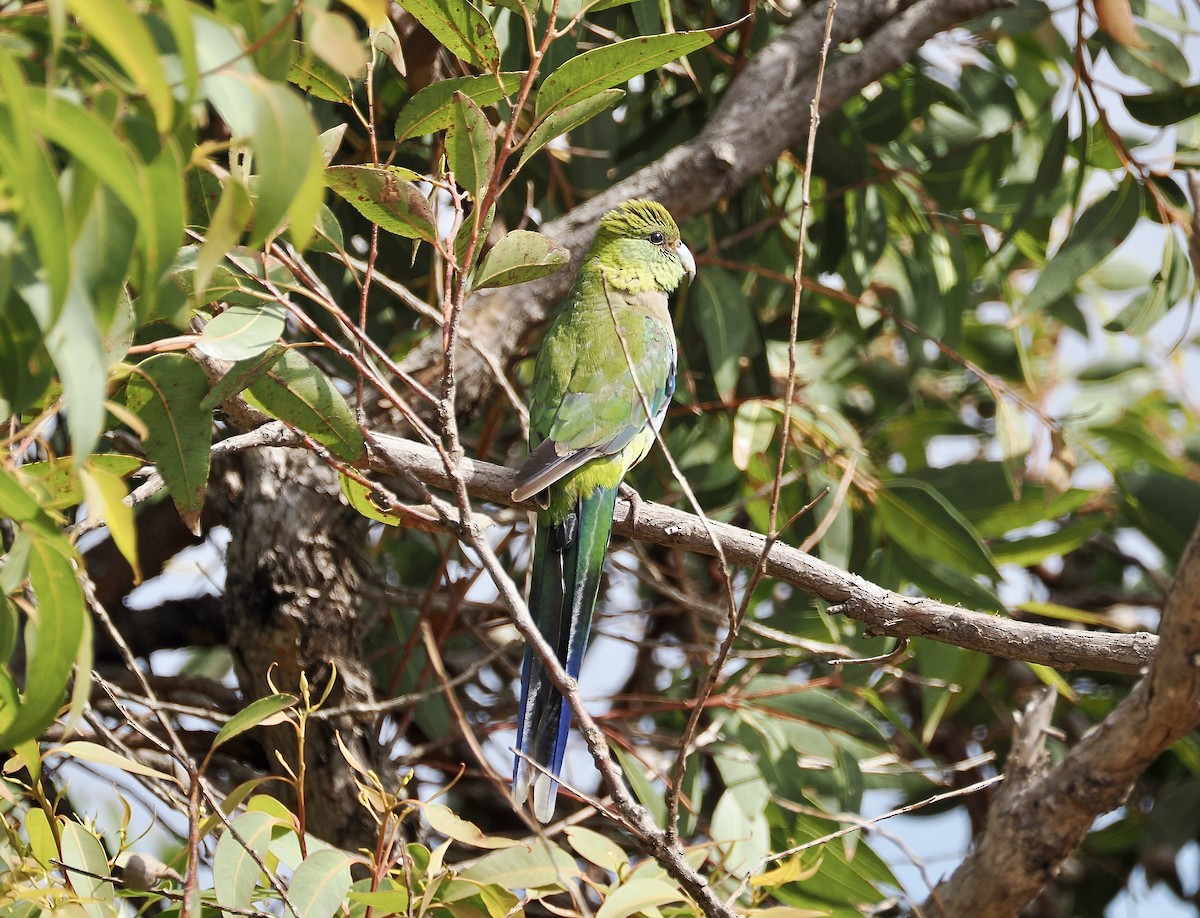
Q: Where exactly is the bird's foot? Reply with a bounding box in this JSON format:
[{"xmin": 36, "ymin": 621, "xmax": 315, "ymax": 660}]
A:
[{"xmin": 619, "ymin": 482, "xmax": 642, "ymax": 530}]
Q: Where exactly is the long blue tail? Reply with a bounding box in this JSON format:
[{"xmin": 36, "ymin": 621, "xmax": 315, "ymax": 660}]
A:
[{"xmin": 513, "ymin": 484, "xmax": 617, "ymax": 822}]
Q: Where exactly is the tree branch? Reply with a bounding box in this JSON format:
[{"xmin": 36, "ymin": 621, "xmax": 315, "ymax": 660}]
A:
[
  {"xmin": 355, "ymin": 431, "xmax": 1157, "ymax": 675},
  {"xmin": 924, "ymin": 523, "xmax": 1200, "ymax": 916}
]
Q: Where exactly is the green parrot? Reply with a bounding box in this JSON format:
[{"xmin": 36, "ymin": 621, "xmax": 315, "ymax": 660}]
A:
[{"xmin": 510, "ymin": 199, "xmax": 695, "ymax": 822}]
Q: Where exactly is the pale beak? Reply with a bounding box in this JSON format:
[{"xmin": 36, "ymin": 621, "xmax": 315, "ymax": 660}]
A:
[{"xmin": 677, "ymin": 241, "xmax": 696, "ymax": 282}]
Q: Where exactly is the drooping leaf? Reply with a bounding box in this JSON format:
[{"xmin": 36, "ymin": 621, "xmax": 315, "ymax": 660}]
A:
[
  {"xmin": 473, "ymin": 230, "xmax": 569, "ymax": 288},
  {"xmin": 395, "ymin": 73, "xmax": 524, "ymax": 140},
  {"xmin": 66, "ymin": 0, "xmax": 173, "ymax": 131},
  {"xmin": 398, "ymin": 0, "xmax": 499, "ymax": 71},
  {"xmin": 1024, "ymin": 177, "xmax": 1142, "ymax": 315},
  {"xmin": 245, "ymin": 347, "xmax": 366, "ymax": 461},
  {"xmin": 877, "ymin": 479, "xmax": 999, "ymax": 580},
  {"xmin": 0, "ymin": 531, "xmax": 84, "ymax": 748},
  {"xmin": 213, "ymin": 811, "xmax": 276, "ymax": 910},
  {"xmin": 59, "ymin": 820, "xmax": 115, "ymax": 909},
  {"xmin": 80, "ymin": 464, "xmax": 142, "ymax": 582},
  {"xmin": 613, "ymin": 745, "xmax": 667, "ymax": 826},
  {"xmin": 325, "ymin": 165, "xmax": 437, "ymax": 243},
  {"xmin": 535, "ymin": 30, "xmax": 714, "ymax": 117},
  {"xmin": 996, "ymin": 111, "xmax": 1069, "ymax": 254},
  {"xmin": 518, "ymin": 88, "xmax": 624, "ymax": 168},
  {"xmin": 444, "ymin": 92, "xmax": 495, "ymax": 200},
  {"xmin": 695, "ymin": 266, "xmax": 761, "ymax": 400},
  {"xmin": 124, "ymin": 353, "xmax": 213, "ymax": 528}
]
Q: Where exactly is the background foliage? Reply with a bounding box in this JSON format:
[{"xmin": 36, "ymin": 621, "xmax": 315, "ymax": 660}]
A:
[{"xmin": 1, "ymin": 0, "xmax": 1199, "ymax": 915}]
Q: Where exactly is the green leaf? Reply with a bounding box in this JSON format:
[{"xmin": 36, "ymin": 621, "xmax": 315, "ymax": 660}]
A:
[
  {"xmin": 0, "ymin": 467, "xmax": 46, "ymax": 523},
  {"xmin": 613, "ymin": 745, "xmax": 667, "ymax": 826},
  {"xmin": 518, "ymin": 88, "xmax": 624, "ymax": 168},
  {"xmin": 290, "ymin": 46, "xmax": 355, "ymax": 103},
  {"xmin": 59, "ymin": 820, "xmax": 115, "ymax": 908},
  {"xmin": 564, "ymin": 826, "xmax": 629, "ymax": 874},
  {"xmin": 5, "ymin": 143, "xmax": 71, "ymax": 324},
  {"xmin": 398, "ymin": 0, "xmax": 499, "ymax": 71},
  {"xmin": 0, "ymin": 532, "xmax": 84, "ymax": 748},
  {"xmin": 745, "ymin": 677, "xmax": 886, "ymax": 742},
  {"xmin": 458, "ymin": 838, "xmax": 580, "ymax": 891},
  {"xmin": 288, "ymin": 849, "xmax": 352, "ymax": 918},
  {"xmin": 997, "ymin": 111, "xmax": 1069, "ymax": 254},
  {"xmin": 210, "ymin": 693, "xmax": 297, "ymax": 754},
  {"xmin": 991, "ymin": 517, "xmax": 1105, "ymax": 567},
  {"xmin": 917, "ymin": 641, "xmax": 989, "ymax": 743},
  {"xmin": 445, "ymin": 92, "xmax": 495, "ymax": 200},
  {"xmin": 695, "ymin": 267, "xmax": 760, "ymax": 400},
  {"xmin": 325, "ymin": 165, "xmax": 437, "ymax": 243},
  {"xmin": 252, "ymin": 79, "xmax": 324, "ymax": 248},
  {"xmin": 711, "ymin": 751, "xmax": 771, "ymax": 876},
  {"xmin": 80, "ymin": 464, "xmax": 141, "ymax": 582},
  {"xmin": 347, "ymin": 888, "xmax": 409, "ymax": 912},
  {"xmin": 214, "ymin": 811, "xmax": 275, "ymax": 909},
  {"xmin": 197, "ymin": 302, "xmax": 288, "ymax": 361},
  {"xmin": 1123, "ymin": 83, "xmax": 1200, "ymax": 126},
  {"xmin": 46, "ymin": 285, "xmax": 107, "ymax": 465},
  {"xmin": 595, "ymin": 878, "xmax": 685, "ymax": 918},
  {"xmin": 424, "ymin": 803, "xmax": 522, "ymax": 849},
  {"xmin": 125, "ymin": 354, "xmax": 213, "ymax": 528},
  {"xmin": 245, "ymin": 347, "xmax": 366, "ymax": 461},
  {"xmin": 66, "ymin": 0, "xmax": 174, "ymax": 131},
  {"xmin": 20, "ymin": 455, "xmax": 143, "ymax": 514},
  {"xmin": 1105, "ymin": 229, "xmax": 1190, "ymax": 334},
  {"xmin": 137, "ymin": 139, "xmax": 187, "ymax": 320},
  {"xmin": 55, "ymin": 741, "xmax": 181, "ymax": 784},
  {"xmin": 473, "ymin": 230, "xmax": 569, "ymax": 288},
  {"xmin": 877, "ymin": 479, "xmax": 999, "ymax": 580},
  {"xmin": 306, "ymin": 9, "xmax": 369, "ymax": 79},
  {"xmin": 201, "ymin": 343, "xmax": 286, "ymax": 410},
  {"xmin": 26, "ymin": 89, "xmax": 145, "ymax": 232},
  {"xmin": 195, "ymin": 176, "xmax": 253, "ymax": 302},
  {"xmin": 535, "ymin": 29, "xmax": 714, "ymax": 117},
  {"xmin": 395, "ymin": 73, "xmax": 523, "ymax": 140},
  {"xmin": 1025, "ymin": 177, "xmax": 1142, "ymax": 314}
]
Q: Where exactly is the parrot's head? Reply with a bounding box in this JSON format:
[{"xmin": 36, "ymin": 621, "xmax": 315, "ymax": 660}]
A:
[{"xmin": 588, "ymin": 199, "xmax": 696, "ymax": 294}]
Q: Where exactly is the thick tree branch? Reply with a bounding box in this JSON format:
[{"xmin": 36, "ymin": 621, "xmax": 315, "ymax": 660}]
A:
[
  {"xmin": 359, "ymin": 432, "xmax": 1156, "ymax": 675},
  {"xmin": 398, "ymin": 0, "xmax": 1015, "ymax": 415},
  {"xmin": 924, "ymin": 523, "xmax": 1200, "ymax": 916}
]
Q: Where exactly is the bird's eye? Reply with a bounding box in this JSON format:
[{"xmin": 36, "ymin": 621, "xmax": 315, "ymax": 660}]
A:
[{"xmin": 648, "ymin": 230, "xmax": 666, "ymax": 245}]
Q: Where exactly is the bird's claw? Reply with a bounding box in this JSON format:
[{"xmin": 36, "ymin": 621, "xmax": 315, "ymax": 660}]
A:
[{"xmin": 619, "ymin": 482, "xmax": 642, "ymax": 529}]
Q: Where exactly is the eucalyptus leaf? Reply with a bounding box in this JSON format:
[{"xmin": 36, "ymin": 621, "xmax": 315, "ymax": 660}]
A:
[
  {"xmin": 535, "ymin": 29, "xmax": 714, "ymax": 117},
  {"xmin": 245, "ymin": 347, "xmax": 366, "ymax": 461},
  {"xmin": 395, "ymin": 73, "xmax": 524, "ymax": 141},
  {"xmin": 325, "ymin": 165, "xmax": 437, "ymax": 242},
  {"xmin": 473, "ymin": 230, "xmax": 569, "ymax": 288}
]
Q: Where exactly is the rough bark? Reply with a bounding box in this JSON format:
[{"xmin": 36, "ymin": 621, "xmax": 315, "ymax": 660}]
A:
[
  {"xmin": 223, "ymin": 448, "xmax": 381, "ymax": 848},
  {"xmin": 924, "ymin": 523, "xmax": 1200, "ymax": 917}
]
